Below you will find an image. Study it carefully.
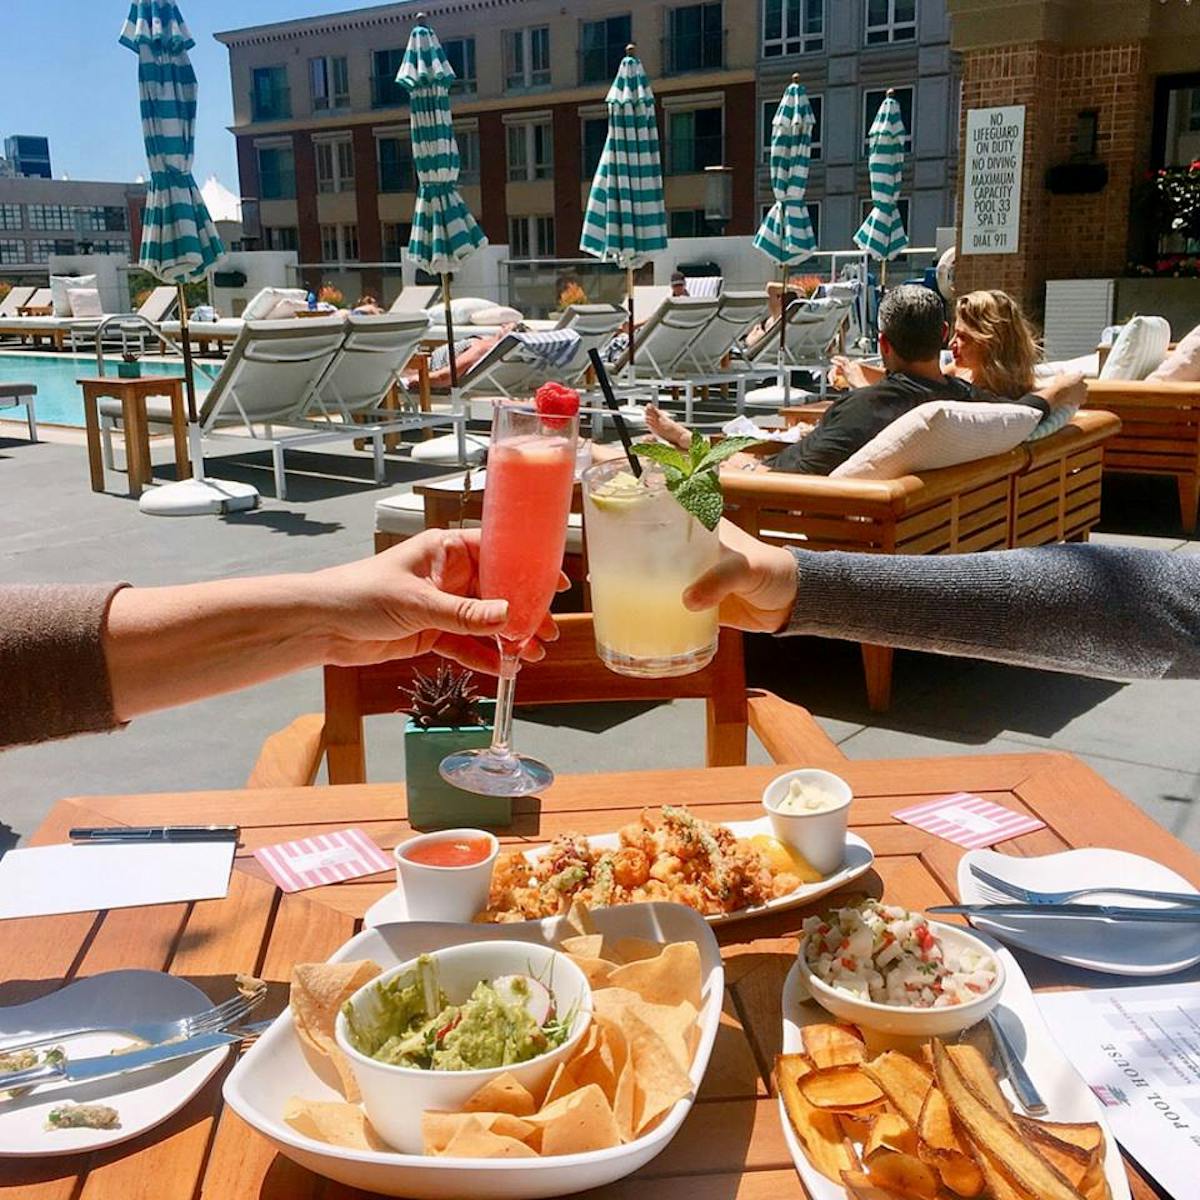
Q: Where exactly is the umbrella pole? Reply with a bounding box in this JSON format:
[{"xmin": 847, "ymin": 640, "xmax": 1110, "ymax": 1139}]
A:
[
  {"xmin": 625, "ymin": 265, "xmax": 635, "ymax": 383},
  {"xmin": 779, "ymin": 267, "xmax": 790, "ymax": 405},
  {"xmin": 177, "ymin": 282, "xmax": 205, "ymax": 479},
  {"xmin": 442, "ymin": 273, "xmax": 459, "ymax": 389}
]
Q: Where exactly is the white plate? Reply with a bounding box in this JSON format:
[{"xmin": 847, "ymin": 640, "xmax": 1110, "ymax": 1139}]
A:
[
  {"xmin": 779, "ymin": 936, "xmax": 1131, "ymax": 1200},
  {"xmin": 0, "ymin": 970, "xmax": 231, "ymax": 1157},
  {"xmin": 223, "ymin": 902, "xmax": 723, "ymax": 1199},
  {"xmin": 365, "ymin": 817, "xmax": 875, "ymax": 928},
  {"xmin": 957, "ymin": 848, "xmax": 1200, "ymax": 976}
]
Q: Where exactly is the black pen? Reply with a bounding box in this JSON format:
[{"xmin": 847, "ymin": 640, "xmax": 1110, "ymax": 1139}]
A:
[{"xmin": 69, "ymin": 825, "xmax": 241, "ymax": 843}]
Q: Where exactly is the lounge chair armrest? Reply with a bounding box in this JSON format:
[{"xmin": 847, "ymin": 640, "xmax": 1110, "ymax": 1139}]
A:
[
  {"xmin": 247, "ymin": 714, "xmax": 327, "ymax": 788},
  {"xmin": 1086, "ymin": 379, "xmax": 1200, "ymax": 405},
  {"xmin": 746, "ymin": 689, "xmax": 847, "ymax": 766}
]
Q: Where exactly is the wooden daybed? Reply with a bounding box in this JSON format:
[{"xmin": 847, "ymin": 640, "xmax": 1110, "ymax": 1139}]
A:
[{"xmin": 719, "ymin": 410, "xmax": 1121, "ymax": 711}]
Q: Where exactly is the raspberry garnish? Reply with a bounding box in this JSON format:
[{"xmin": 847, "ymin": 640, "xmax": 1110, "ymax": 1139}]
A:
[{"xmin": 534, "ymin": 382, "xmax": 580, "ymax": 419}]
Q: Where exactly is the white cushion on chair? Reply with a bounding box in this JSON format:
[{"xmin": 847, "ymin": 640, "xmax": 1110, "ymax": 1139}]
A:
[
  {"xmin": 68, "ymin": 287, "xmax": 104, "ymax": 317},
  {"xmin": 1148, "ymin": 323, "xmax": 1200, "ymax": 382},
  {"xmin": 1099, "ymin": 315, "xmax": 1171, "ymax": 381},
  {"xmin": 470, "ymin": 304, "xmax": 523, "ymax": 326},
  {"xmin": 831, "ymin": 400, "xmax": 1042, "ymax": 480},
  {"xmin": 408, "ymin": 432, "xmax": 489, "ymax": 464},
  {"xmin": 242, "ymin": 287, "xmax": 308, "ymax": 321},
  {"xmin": 50, "ymin": 274, "xmax": 96, "ymax": 316}
]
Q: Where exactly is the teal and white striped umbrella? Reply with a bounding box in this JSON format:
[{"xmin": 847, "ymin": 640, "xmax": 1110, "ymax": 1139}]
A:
[
  {"xmin": 119, "ymin": 1, "xmax": 223, "ymax": 284},
  {"xmin": 854, "ymin": 92, "xmax": 909, "ymax": 261},
  {"xmin": 579, "ymin": 52, "xmax": 667, "ymax": 268},
  {"xmin": 397, "ymin": 23, "xmax": 487, "ymax": 274},
  {"xmin": 753, "ymin": 81, "xmax": 817, "ymax": 267}
]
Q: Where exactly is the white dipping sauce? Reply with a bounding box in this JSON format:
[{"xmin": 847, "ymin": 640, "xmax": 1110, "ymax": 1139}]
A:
[{"xmin": 775, "ymin": 778, "xmax": 842, "ymax": 814}]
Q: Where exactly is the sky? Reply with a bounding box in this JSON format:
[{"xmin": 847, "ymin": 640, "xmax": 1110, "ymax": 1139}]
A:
[{"xmin": 0, "ymin": 0, "xmax": 398, "ymax": 189}]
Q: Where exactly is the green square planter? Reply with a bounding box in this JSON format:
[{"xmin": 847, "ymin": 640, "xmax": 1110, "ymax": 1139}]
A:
[
  {"xmin": 117, "ymin": 361, "xmax": 142, "ymax": 378},
  {"xmin": 403, "ymin": 701, "xmax": 512, "ymax": 830}
]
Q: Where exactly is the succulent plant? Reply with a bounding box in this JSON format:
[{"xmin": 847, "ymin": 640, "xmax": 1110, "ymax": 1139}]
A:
[{"xmin": 400, "ymin": 664, "xmax": 487, "ymax": 729}]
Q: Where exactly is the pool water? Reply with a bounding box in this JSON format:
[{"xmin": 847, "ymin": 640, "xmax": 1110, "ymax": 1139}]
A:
[{"xmin": 0, "ymin": 354, "xmax": 205, "ymax": 427}]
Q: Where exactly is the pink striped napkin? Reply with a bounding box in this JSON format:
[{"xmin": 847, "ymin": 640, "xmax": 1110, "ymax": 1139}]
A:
[
  {"xmin": 891, "ymin": 792, "xmax": 1045, "ymax": 849},
  {"xmin": 253, "ymin": 828, "xmax": 393, "ymax": 893}
]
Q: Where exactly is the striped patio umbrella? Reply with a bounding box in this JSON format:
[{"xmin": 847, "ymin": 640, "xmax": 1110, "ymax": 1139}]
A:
[
  {"xmin": 854, "ymin": 90, "xmax": 909, "ymax": 264},
  {"xmin": 397, "ymin": 20, "xmax": 487, "ymax": 387},
  {"xmin": 753, "ymin": 77, "xmax": 817, "ymax": 401},
  {"xmin": 579, "ymin": 47, "xmax": 667, "ymax": 371}
]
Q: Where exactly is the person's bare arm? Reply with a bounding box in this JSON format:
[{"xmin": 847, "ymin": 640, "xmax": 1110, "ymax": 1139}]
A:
[
  {"xmin": 829, "ymin": 356, "xmax": 884, "ymax": 389},
  {"xmin": 1029, "ymin": 370, "xmax": 1086, "ymax": 411}
]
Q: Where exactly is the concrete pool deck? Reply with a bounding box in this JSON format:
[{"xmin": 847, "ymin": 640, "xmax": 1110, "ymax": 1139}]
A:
[{"xmin": 2, "ymin": 428, "xmax": 1198, "ymax": 855}]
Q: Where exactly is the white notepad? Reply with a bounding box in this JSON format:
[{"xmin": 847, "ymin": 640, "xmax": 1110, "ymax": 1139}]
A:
[{"xmin": 0, "ymin": 840, "xmax": 236, "ymax": 919}]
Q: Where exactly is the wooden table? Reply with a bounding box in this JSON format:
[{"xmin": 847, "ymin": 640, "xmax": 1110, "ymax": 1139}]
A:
[
  {"xmin": 5, "ymin": 752, "xmax": 1195, "ymax": 1200},
  {"xmin": 78, "ymin": 375, "xmax": 190, "ymax": 499},
  {"xmin": 17, "ymin": 304, "xmax": 53, "ymax": 316}
]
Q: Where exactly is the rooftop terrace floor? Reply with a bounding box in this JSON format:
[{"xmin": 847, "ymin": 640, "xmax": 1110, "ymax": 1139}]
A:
[{"xmin": 3, "ymin": 426, "xmax": 1197, "ymax": 854}]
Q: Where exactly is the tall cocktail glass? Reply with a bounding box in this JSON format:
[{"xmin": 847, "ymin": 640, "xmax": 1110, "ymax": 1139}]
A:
[
  {"xmin": 440, "ymin": 401, "xmax": 578, "ymax": 796},
  {"xmin": 582, "ymin": 460, "xmax": 720, "ymax": 678}
]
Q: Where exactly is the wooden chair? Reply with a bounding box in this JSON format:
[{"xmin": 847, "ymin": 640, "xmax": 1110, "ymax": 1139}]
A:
[{"xmin": 248, "ymin": 615, "xmax": 846, "ymax": 788}]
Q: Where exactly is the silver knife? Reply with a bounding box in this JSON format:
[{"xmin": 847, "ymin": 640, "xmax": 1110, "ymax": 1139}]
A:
[
  {"xmin": 0, "ymin": 1029, "xmax": 237, "ymax": 1096},
  {"xmin": 930, "ymin": 903, "xmax": 1200, "ymax": 923}
]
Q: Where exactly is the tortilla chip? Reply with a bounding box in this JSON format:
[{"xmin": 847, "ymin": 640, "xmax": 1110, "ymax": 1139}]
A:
[
  {"xmin": 462, "ymin": 1072, "xmax": 537, "ymax": 1117},
  {"xmin": 542, "ymin": 1059, "xmax": 583, "ymax": 1107},
  {"xmin": 802, "ymin": 1023, "xmax": 867, "ymax": 1069},
  {"xmin": 612, "ymin": 936, "xmax": 664, "ymax": 963},
  {"xmin": 284, "ymin": 1096, "xmax": 386, "ymax": 1151},
  {"xmin": 564, "ymin": 899, "xmax": 597, "ymax": 938},
  {"xmin": 290, "ymin": 960, "xmax": 380, "ymax": 1102},
  {"xmin": 440, "ymin": 1115, "xmax": 539, "ymax": 1159},
  {"xmin": 566, "ymin": 955, "xmax": 617, "ymax": 989},
  {"xmin": 561, "ymin": 934, "xmax": 606, "ymax": 960},
  {"xmin": 607, "ymin": 942, "xmax": 702, "ymax": 1010},
  {"xmin": 592, "ymin": 989, "xmax": 695, "ymax": 1075},
  {"xmin": 423, "ymin": 1110, "xmax": 536, "ymax": 1154},
  {"xmin": 525, "ymin": 1083, "xmax": 621, "ymax": 1156},
  {"xmin": 620, "ymin": 1007, "xmax": 694, "ymax": 1135}
]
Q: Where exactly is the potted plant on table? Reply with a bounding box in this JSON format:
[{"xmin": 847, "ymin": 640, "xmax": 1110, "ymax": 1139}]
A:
[
  {"xmin": 117, "ymin": 349, "xmax": 142, "ymax": 378},
  {"xmin": 401, "ymin": 665, "xmax": 506, "ymax": 829}
]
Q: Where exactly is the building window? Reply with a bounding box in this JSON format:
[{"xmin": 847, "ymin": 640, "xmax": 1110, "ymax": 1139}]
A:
[
  {"xmin": 0, "ymin": 240, "xmax": 23, "ymax": 264},
  {"xmin": 762, "ymin": 0, "xmax": 824, "ymax": 57},
  {"xmin": 865, "ymin": 0, "xmax": 916, "ymax": 45},
  {"xmin": 581, "ymin": 116, "xmax": 608, "ymax": 178},
  {"xmin": 666, "ymin": 3, "xmax": 723, "ymax": 75},
  {"xmin": 863, "ymin": 86, "xmax": 913, "ymax": 154},
  {"xmin": 667, "ymin": 106, "xmax": 723, "ymax": 174},
  {"xmin": 444, "ymin": 37, "xmax": 477, "ymax": 94},
  {"xmin": 343, "ymin": 223, "xmax": 359, "ymax": 261},
  {"xmin": 251, "ymin": 66, "xmax": 291, "ymax": 121},
  {"xmin": 381, "ymin": 221, "xmax": 411, "ymax": 260},
  {"xmin": 507, "ymin": 120, "xmax": 554, "ymax": 181},
  {"xmin": 257, "ymin": 144, "xmax": 297, "ymax": 199},
  {"xmin": 310, "ymin": 55, "xmax": 349, "ymax": 112},
  {"xmin": 377, "ymin": 136, "xmax": 414, "ymax": 192},
  {"xmin": 581, "ymin": 14, "xmax": 632, "ymax": 84},
  {"xmin": 372, "ymin": 48, "xmax": 408, "ymax": 108},
  {"xmin": 457, "ymin": 127, "xmax": 480, "ymax": 184},
  {"xmin": 504, "ymin": 26, "xmax": 551, "ymax": 90},
  {"xmin": 91, "ymin": 239, "xmax": 130, "ymax": 256},
  {"xmin": 29, "ymin": 239, "xmax": 74, "ymax": 262},
  {"xmin": 264, "ymin": 226, "xmax": 298, "ymax": 251},
  {"xmin": 320, "ymin": 224, "xmax": 357, "ymax": 262},
  {"xmin": 761, "ymin": 94, "xmax": 823, "ymax": 162},
  {"xmin": 28, "ymin": 204, "xmax": 73, "ymax": 231},
  {"xmin": 0, "ymin": 204, "xmax": 21, "ymax": 230},
  {"xmin": 668, "ymin": 209, "xmax": 722, "ymax": 237},
  {"xmin": 315, "ymin": 137, "xmax": 355, "ymax": 193},
  {"xmin": 859, "ymin": 196, "xmax": 910, "ymax": 233},
  {"xmin": 806, "ymin": 200, "xmax": 820, "ymax": 245},
  {"xmin": 509, "ymin": 215, "xmax": 555, "ymax": 257}
]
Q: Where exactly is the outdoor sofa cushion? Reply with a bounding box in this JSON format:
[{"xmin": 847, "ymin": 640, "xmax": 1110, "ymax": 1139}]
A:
[
  {"xmin": 68, "ymin": 287, "xmax": 104, "ymax": 317},
  {"xmin": 447, "ymin": 296, "xmax": 496, "ymax": 323},
  {"xmin": 830, "ymin": 399, "xmax": 1043, "ymax": 480},
  {"xmin": 1147, "ymin": 323, "xmax": 1200, "ymax": 382},
  {"xmin": 470, "ymin": 304, "xmax": 523, "ymax": 326},
  {"xmin": 408, "ymin": 431, "xmax": 488, "ymax": 465},
  {"xmin": 50, "ymin": 273, "xmax": 97, "ymax": 316},
  {"xmin": 241, "ymin": 286, "xmax": 308, "ymax": 321},
  {"xmin": 1099, "ymin": 315, "xmax": 1171, "ymax": 381}
]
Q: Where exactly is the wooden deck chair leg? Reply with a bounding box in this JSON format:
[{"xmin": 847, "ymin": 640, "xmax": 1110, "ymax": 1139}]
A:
[
  {"xmin": 1178, "ymin": 475, "xmax": 1199, "ymax": 534},
  {"xmin": 705, "ymin": 630, "xmax": 749, "ymax": 767},
  {"xmin": 324, "ymin": 666, "xmax": 368, "ymax": 784},
  {"xmin": 861, "ymin": 644, "xmax": 894, "ymax": 713}
]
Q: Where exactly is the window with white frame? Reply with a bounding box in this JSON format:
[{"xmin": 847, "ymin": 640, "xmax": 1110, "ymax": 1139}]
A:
[
  {"xmin": 319, "ymin": 223, "xmax": 358, "ymax": 262},
  {"xmin": 0, "ymin": 239, "xmax": 23, "ymax": 264},
  {"xmin": 504, "ymin": 26, "xmax": 551, "ymax": 91},
  {"xmin": 315, "ymin": 137, "xmax": 355, "ymax": 193},
  {"xmin": 508, "ymin": 214, "xmax": 555, "ymax": 257},
  {"xmin": 761, "ymin": 94, "xmax": 822, "ymax": 162},
  {"xmin": 581, "ymin": 115, "xmax": 608, "ymax": 178},
  {"xmin": 865, "ymin": 0, "xmax": 916, "ymax": 45},
  {"xmin": 667, "ymin": 105, "xmax": 723, "ymax": 174},
  {"xmin": 443, "ymin": 37, "xmax": 477, "ymax": 93},
  {"xmin": 309, "ymin": 55, "xmax": 349, "ymax": 112},
  {"xmin": 0, "ymin": 204, "xmax": 23, "ymax": 230},
  {"xmin": 456, "ymin": 126, "xmax": 480, "ymax": 183},
  {"xmin": 342, "ymin": 222, "xmax": 359, "ymax": 261},
  {"xmin": 762, "ymin": 0, "xmax": 824, "ymax": 57},
  {"xmin": 29, "ymin": 239, "xmax": 73, "ymax": 262},
  {"xmin": 265, "ymin": 226, "xmax": 298, "ymax": 251},
  {"xmin": 257, "ymin": 143, "xmax": 296, "ymax": 199},
  {"xmin": 377, "ymin": 135, "xmax": 414, "ymax": 192},
  {"xmin": 668, "ymin": 209, "xmax": 722, "ymax": 237},
  {"xmin": 862, "ymin": 86, "xmax": 913, "ymax": 153},
  {"xmin": 381, "ymin": 221, "xmax": 411, "ymax": 260},
  {"xmin": 507, "ymin": 119, "xmax": 554, "ymax": 181}
]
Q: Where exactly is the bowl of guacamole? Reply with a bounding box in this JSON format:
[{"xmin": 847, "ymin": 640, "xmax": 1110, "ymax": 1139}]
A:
[{"xmin": 334, "ymin": 940, "xmax": 592, "ymax": 1154}]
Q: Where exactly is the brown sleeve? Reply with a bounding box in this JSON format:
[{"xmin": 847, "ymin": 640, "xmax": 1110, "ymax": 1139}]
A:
[{"xmin": 0, "ymin": 583, "xmax": 129, "ymax": 750}]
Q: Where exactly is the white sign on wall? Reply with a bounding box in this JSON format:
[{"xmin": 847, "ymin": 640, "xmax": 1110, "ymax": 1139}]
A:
[{"xmin": 961, "ymin": 105, "xmax": 1025, "ymax": 255}]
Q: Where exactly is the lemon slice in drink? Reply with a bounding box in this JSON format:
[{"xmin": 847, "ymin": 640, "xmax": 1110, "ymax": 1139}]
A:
[{"xmin": 588, "ymin": 471, "xmax": 645, "ymax": 512}]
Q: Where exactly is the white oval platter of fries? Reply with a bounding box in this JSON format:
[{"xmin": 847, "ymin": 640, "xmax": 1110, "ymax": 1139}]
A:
[{"xmin": 776, "ymin": 924, "xmax": 1129, "ymax": 1200}]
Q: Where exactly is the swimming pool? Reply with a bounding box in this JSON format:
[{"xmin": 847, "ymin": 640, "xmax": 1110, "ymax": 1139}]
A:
[{"xmin": 0, "ymin": 353, "xmax": 209, "ymax": 427}]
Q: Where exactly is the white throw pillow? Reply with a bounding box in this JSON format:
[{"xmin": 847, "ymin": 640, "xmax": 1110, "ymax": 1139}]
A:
[
  {"xmin": 50, "ymin": 274, "xmax": 97, "ymax": 316},
  {"xmin": 242, "ymin": 286, "xmax": 308, "ymax": 321},
  {"xmin": 1147, "ymin": 323, "xmax": 1200, "ymax": 383},
  {"xmin": 67, "ymin": 287, "xmax": 104, "ymax": 318},
  {"xmin": 830, "ymin": 400, "xmax": 1044, "ymax": 480},
  {"xmin": 1099, "ymin": 315, "xmax": 1171, "ymax": 381},
  {"xmin": 447, "ymin": 296, "xmax": 495, "ymax": 324},
  {"xmin": 1034, "ymin": 353, "xmax": 1099, "ymax": 379},
  {"xmin": 470, "ymin": 304, "xmax": 523, "ymax": 326},
  {"xmin": 409, "ymin": 431, "xmax": 488, "ymax": 465}
]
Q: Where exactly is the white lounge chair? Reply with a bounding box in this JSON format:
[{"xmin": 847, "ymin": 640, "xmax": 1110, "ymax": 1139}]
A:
[
  {"xmin": 740, "ymin": 297, "xmax": 852, "ymax": 399},
  {"xmin": 0, "ymin": 382, "xmax": 37, "ymax": 442},
  {"xmin": 388, "ymin": 284, "xmax": 440, "ymax": 313},
  {"xmin": 0, "ymin": 287, "xmax": 36, "ymax": 318},
  {"xmin": 611, "ymin": 295, "xmax": 720, "ymax": 380},
  {"xmin": 68, "ymin": 285, "xmax": 180, "ymax": 352},
  {"xmin": 675, "ymin": 291, "xmax": 769, "ymax": 376},
  {"xmin": 684, "ymin": 276, "xmax": 722, "ymax": 298}
]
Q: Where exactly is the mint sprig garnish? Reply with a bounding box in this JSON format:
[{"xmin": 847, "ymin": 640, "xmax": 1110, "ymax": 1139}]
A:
[{"xmin": 632, "ymin": 434, "xmax": 761, "ymax": 530}]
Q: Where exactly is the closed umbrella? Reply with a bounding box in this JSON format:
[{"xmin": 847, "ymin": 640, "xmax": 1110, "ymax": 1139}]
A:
[
  {"xmin": 854, "ymin": 89, "xmax": 910, "ymax": 272},
  {"xmin": 579, "ymin": 45, "xmax": 667, "ymax": 376},
  {"xmin": 753, "ymin": 75, "xmax": 817, "ymax": 403},
  {"xmin": 397, "ymin": 17, "xmax": 487, "ymax": 393},
  {"xmin": 120, "ymin": 0, "xmax": 256, "ymax": 515}
]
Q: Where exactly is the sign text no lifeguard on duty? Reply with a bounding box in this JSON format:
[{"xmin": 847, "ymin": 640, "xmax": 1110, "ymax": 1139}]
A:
[{"xmin": 961, "ymin": 105, "xmax": 1026, "ymax": 256}]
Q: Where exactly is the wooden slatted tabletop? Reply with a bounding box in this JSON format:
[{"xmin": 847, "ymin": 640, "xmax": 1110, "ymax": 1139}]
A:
[{"xmin": 4, "ymin": 752, "xmax": 1196, "ymax": 1200}]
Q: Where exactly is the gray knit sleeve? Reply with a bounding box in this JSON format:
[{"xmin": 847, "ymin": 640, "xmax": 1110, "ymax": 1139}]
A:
[
  {"xmin": 785, "ymin": 546, "xmax": 1200, "ymax": 681},
  {"xmin": 1, "ymin": 583, "xmax": 129, "ymax": 749}
]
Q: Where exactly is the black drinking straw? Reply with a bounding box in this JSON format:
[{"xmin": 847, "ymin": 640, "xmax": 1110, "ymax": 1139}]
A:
[{"xmin": 588, "ymin": 348, "xmax": 641, "ymax": 478}]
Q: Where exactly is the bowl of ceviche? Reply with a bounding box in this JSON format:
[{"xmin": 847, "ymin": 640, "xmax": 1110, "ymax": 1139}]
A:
[{"xmin": 796, "ymin": 899, "xmax": 1003, "ymax": 1037}]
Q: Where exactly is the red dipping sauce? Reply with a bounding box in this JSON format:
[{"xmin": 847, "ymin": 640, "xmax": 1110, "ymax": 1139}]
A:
[{"xmin": 402, "ymin": 836, "xmax": 493, "ymax": 868}]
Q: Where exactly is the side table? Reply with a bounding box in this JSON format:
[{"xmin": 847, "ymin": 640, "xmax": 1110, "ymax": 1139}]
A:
[{"xmin": 77, "ymin": 375, "xmax": 191, "ymax": 498}]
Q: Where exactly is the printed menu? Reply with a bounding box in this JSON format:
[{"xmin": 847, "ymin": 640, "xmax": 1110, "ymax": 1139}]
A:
[{"xmin": 1037, "ymin": 981, "xmax": 1200, "ymax": 1200}]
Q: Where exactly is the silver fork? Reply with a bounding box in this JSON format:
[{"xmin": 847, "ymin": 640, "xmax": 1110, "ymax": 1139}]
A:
[
  {"xmin": 0, "ymin": 984, "xmax": 267, "ymax": 1059},
  {"xmin": 969, "ymin": 863, "xmax": 1200, "ymax": 908}
]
